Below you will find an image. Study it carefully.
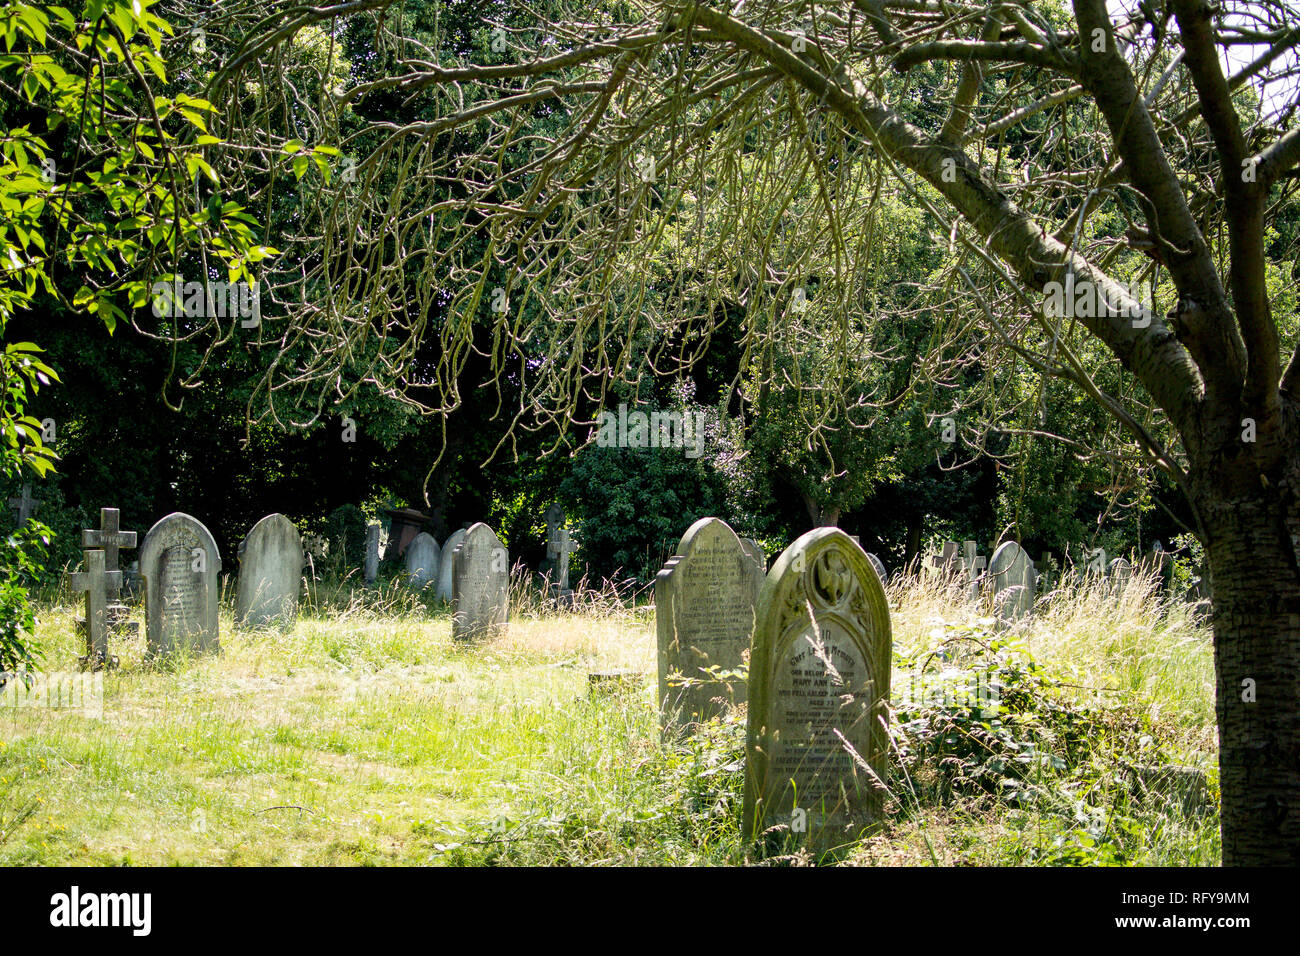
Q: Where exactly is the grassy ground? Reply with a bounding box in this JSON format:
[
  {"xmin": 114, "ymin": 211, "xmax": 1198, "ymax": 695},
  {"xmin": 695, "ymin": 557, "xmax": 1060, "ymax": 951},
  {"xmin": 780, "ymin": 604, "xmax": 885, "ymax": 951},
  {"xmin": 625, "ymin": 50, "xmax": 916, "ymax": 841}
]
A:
[{"xmin": 0, "ymin": 570, "xmax": 1219, "ymax": 865}]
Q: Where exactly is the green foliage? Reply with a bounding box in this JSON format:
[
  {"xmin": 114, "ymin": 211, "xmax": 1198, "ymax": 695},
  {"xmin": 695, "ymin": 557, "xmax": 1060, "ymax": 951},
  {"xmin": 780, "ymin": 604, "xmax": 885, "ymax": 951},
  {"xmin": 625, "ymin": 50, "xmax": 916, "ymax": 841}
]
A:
[
  {"xmin": 0, "ymin": 0, "xmax": 273, "ymax": 662},
  {"xmin": 323, "ymin": 504, "xmax": 368, "ymax": 575},
  {"xmin": 0, "ymin": 518, "xmax": 47, "ymax": 671},
  {"xmin": 892, "ymin": 623, "xmax": 1214, "ymax": 864}
]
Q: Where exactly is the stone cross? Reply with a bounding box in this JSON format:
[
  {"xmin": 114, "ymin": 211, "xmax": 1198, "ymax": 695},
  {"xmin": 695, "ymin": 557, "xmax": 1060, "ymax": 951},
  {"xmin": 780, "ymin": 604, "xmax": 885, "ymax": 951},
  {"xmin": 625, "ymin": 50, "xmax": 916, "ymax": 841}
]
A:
[
  {"xmin": 81, "ymin": 508, "xmax": 136, "ymax": 595},
  {"xmin": 80, "ymin": 508, "xmax": 139, "ymax": 655},
  {"xmin": 8, "ymin": 483, "xmax": 41, "ymax": 524},
  {"xmin": 926, "ymin": 541, "xmax": 962, "ymax": 576},
  {"xmin": 72, "ymin": 549, "xmax": 122, "ymax": 670}
]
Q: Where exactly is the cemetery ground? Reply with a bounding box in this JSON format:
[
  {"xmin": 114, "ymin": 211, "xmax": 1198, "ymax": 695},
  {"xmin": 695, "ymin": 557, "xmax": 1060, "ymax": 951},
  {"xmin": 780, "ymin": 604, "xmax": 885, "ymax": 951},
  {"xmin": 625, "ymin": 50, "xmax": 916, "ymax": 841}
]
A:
[{"xmin": 1, "ymin": 572, "xmax": 1218, "ymax": 866}]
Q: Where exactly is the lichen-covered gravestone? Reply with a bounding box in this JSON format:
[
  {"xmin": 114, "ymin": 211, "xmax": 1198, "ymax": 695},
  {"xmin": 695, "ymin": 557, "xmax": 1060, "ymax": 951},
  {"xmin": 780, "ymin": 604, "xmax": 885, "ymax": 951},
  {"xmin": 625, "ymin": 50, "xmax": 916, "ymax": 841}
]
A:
[
  {"xmin": 235, "ymin": 513, "xmax": 304, "ymax": 629},
  {"xmin": 743, "ymin": 528, "xmax": 891, "ymax": 859},
  {"xmin": 405, "ymin": 532, "xmax": 440, "ymax": 590},
  {"xmin": 989, "ymin": 541, "xmax": 1036, "ymax": 621},
  {"xmin": 739, "ymin": 537, "xmax": 766, "ymax": 576},
  {"xmin": 656, "ymin": 518, "xmax": 763, "ymax": 730},
  {"xmin": 139, "ymin": 512, "xmax": 221, "ymax": 657},
  {"xmin": 436, "ymin": 529, "xmax": 465, "ymax": 602},
  {"xmin": 451, "ymin": 523, "xmax": 509, "ymax": 640}
]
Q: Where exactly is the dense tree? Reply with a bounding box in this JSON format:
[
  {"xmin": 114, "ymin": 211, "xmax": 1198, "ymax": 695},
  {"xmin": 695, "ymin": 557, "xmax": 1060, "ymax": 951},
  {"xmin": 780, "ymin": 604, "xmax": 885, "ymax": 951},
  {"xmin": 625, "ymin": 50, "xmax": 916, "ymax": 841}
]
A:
[{"xmin": 177, "ymin": 0, "xmax": 1300, "ymax": 864}]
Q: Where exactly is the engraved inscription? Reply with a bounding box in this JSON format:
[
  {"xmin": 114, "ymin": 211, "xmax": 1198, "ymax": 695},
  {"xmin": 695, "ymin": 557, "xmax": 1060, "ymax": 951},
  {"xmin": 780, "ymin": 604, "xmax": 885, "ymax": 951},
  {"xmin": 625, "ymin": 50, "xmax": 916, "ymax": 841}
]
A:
[
  {"xmin": 770, "ymin": 622, "xmax": 875, "ymax": 806},
  {"xmin": 161, "ymin": 545, "xmax": 202, "ymax": 641}
]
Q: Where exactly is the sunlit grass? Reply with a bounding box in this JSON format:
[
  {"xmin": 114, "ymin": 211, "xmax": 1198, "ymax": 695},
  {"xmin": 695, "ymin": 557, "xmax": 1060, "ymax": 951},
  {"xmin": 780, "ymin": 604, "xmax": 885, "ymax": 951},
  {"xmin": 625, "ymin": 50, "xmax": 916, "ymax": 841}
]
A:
[{"xmin": 0, "ymin": 567, "xmax": 1218, "ymax": 865}]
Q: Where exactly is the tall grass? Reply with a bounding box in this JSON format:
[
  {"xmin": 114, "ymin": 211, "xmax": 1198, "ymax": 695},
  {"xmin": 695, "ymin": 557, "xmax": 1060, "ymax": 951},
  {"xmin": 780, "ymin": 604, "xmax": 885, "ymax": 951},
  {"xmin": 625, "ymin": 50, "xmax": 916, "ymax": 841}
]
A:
[{"xmin": 0, "ymin": 565, "xmax": 1217, "ymax": 865}]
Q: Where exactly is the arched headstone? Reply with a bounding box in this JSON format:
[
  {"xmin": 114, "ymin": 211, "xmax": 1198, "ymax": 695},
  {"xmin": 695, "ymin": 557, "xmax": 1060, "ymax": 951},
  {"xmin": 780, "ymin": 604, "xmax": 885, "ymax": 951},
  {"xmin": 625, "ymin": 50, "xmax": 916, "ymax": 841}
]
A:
[
  {"xmin": 656, "ymin": 518, "xmax": 764, "ymax": 731},
  {"xmin": 451, "ymin": 524, "xmax": 509, "ymax": 640},
  {"xmin": 739, "ymin": 537, "xmax": 766, "ymax": 575},
  {"xmin": 1109, "ymin": 557, "xmax": 1133, "ymax": 594},
  {"xmin": 236, "ymin": 514, "xmax": 303, "ymax": 629},
  {"xmin": 989, "ymin": 541, "xmax": 1036, "ymax": 621},
  {"xmin": 436, "ymin": 529, "xmax": 465, "ymax": 602},
  {"xmin": 743, "ymin": 528, "xmax": 891, "ymax": 859},
  {"xmin": 139, "ymin": 512, "xmax": 221, "ymax": 657},
  {"xmin": 404, "ymin": 532, "xmax": 440, "ymax": 590},
  {"xmin": 864, "ymin": 552, "xmax": 888, "ymax": 586}
]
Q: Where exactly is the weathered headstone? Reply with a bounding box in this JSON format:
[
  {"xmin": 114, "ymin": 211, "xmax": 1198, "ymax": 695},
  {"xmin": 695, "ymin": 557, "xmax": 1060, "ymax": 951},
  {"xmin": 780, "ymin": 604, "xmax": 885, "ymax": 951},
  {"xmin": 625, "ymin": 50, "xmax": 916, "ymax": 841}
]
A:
[
  {"xmin": 404, "ymin": 532, "xmax": 440, "ymax": 590},
  {"xmin": 962, "ymin": 540, "xmax": 987, "ymax": 601},
  {"xmin": 989, "ymin": 541, "xmax": 1036, "ymax": 621},
  {"xmin": 655, "ymin": 518, "xmax": 764, "ymax": 730},
  {"xmin": 235, "ymin": 513, "xmax": 304, "ymax": 628},
  {"xmin": 81, "ymin": 507, "xmax": 138, "ymax": 651},
  {"xmin": 548, "ymin": 528, "xmax": 574, "ymax": 590},
  {"xmin": 925, "ymin": 541, "xmax": 962, "ymax": 577},
  {"xmin": 8, "ymin": 482, "xmax": 40, "ymax": 525},
  {"xmin": 364, "ymin": 522, "xmax": 381, "ymax": 584},
  {"xmin": 740, "ymin": 537, "xmax": 766, "ymax": 575},
  {"xmin": 436, "ymin": 529, "xmax": 465, "ymax": 602},
  {"xmin": 72, "ymin": 550, "xmax": 121, "ymax": 671},
  {"xmin": 1142, "ymin": 541, "xmax": 1172, "ymax": 593},
  {"xmin": 1109, "ymin": 557, "xmax": 1133, "ymax": 594},
  {"xmin": 139, "ymin": 512, "xmax": 221, "ymax": 657},
  {"xmin": 382, "ymin": 507, "xmax": 432, "ymax": 560},
  {"xmin": 864, "ymin": 553, "xmax": 888, "ymax": 586},
  {"xmin": 743, "ymin": 528, "xmax": 891, "ymax": 858},
  {"xmin": 451, "ymin": 523, "xmax": 509, "ymax": 640}
]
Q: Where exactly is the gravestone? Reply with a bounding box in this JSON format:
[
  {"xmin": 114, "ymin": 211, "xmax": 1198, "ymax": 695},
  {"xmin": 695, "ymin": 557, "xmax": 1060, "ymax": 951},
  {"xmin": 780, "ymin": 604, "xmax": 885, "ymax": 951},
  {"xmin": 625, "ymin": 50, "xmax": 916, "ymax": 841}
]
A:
[
  {"xmin": 364, "ymin": 523, "xmax": 381, "ymax": 584},
  {"xmin": 383, "ymin": 507, "xmax": 432, "ymax": 560},
  {"xmin": 72, "ymin": 550, "xmax": 121, "ymax": 671},
  {"xmin": 1109, "ymin": 557, "xmax": 1133, "ymax": 593},
  {"xmin": 743, "ymin": 528, "xmax": 891, "ymax": 858},
  {"xmin": 139, "ymin": 512, "xmax": 221, "ymax": 657},
  {"xmin": 451, "ymin": 523, "xmax": 509, "ymax": 640},
  {"xmin": 404, "ymin": 532, "xmax": 440, "ymax": 590},
  {"xmin": 655, "ymin": 518, "xmax": 764, "ymax": 730},
  {"xmin": 864, "ymin": 553, "xmax": 888, "ymax": 586},
  {"xmin": 548, "ymin": 528, "xmax": 575, "ymax": 591},
  {"xmin": 8, "ymin": 483, "xmax": 41, "ymax": 524},
  {"xmin": 925, "ymin": 541, "xmax": 962, "ymax": 577},
  {"xmin": 740, "ymin": 537, "xmax": 766, "ymax": 575},
  {"xmin": 989, "ymin": 541, "xmax": 1036, "ymax": 621},
  {"xmin": 235, "ymin": 513, "xmax": 304, "ymax": 628},
  {"xmin": 81, "ymin": 507, "xmax": 138, "ymax": 650},
  {"xmin": 436, "ymin": 529, "xmax": 465, "ymax": 602},
  {"xmin": 962, "ymin": 540, "xmax": 987, "ymax": 601},
  {"xmin": 1142, "ymin": 541, "xmax": 1172, "ymax": 593}
]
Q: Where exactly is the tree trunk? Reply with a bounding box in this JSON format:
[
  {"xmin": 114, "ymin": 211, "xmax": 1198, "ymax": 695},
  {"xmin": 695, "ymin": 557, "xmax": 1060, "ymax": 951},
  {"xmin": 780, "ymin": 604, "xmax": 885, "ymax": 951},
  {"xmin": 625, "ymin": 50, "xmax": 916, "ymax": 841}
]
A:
[
  {"xmin": 1199, "ymin": 473, "xmax": 1300, "ymax": 865},
  {"xmin": 801, "ymin": 492, "xmax": 840, "ymax": 528}
]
